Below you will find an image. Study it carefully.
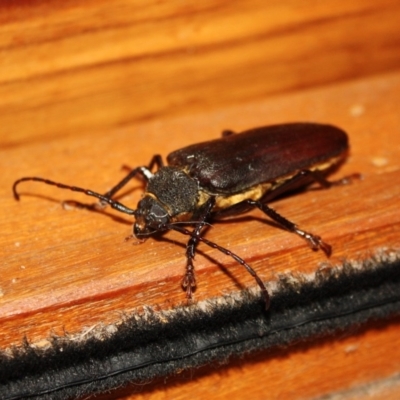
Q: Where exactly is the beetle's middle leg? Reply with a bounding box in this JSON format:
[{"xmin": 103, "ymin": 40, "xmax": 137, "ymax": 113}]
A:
[
  {"xmin": 212, "ymin": 169, "xmax": 360, "ymax": 256},
  {"xmin": 249, "ymin": 200, "xmax": 332, "ymax": 256},
  {"xmin": 182, "ymin": 197, "xmax": 216, "ymax": 299},
  {"xmin": 249, "ymin": 169, "xmax": 360, "ymax": 255},
  {"xmin": 213, "ymin": 198, "xmax": 332, "ymax": 256}
]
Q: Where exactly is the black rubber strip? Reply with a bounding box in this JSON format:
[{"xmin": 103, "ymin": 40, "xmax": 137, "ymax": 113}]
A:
[{"xmin": 1, "ymin": 251, "xmax": 400, "ymax": 399}]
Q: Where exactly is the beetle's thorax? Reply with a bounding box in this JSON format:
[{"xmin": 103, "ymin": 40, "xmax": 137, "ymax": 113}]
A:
[
  {"xmin": 147, "ymin": 167, "xmax": 200, "ymax": 215},
  {"xmin": 134, "ymin": 167, "xmax": 202, "ymax": 237}
]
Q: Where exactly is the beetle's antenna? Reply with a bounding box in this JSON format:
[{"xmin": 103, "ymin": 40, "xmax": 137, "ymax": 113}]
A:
[
  {"xmin": 168, "ymin": 224, "xmax": 270, "ymax": 309},
  {"xmin": 12, "ymin": 177, "xmax": 137, "ymax": 216}
]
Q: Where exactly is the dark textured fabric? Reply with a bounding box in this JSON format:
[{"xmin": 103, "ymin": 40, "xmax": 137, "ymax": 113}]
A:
[{"xmin": 1, "ymin": 252, "xmax": 400, "ymax": 400}]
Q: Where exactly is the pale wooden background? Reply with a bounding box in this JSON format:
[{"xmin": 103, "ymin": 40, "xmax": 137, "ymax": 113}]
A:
[{"xmin": 1, "ymin": 1, "xmax": 400, "ymax": 399}]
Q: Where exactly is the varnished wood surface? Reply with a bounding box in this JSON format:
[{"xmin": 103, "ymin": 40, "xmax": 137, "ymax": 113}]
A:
[
  {"xmin": 1, "ymin": 1, "xmax": 400, "ymax": 398},
  {"xmin": 2, "ymin": 0, "xmax": 400, "ymax": 147}
]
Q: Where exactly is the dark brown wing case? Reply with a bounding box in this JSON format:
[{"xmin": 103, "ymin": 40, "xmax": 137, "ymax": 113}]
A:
[{"xmin": 167, "ymin": 123, "xmax": 348, "ymax": 195}]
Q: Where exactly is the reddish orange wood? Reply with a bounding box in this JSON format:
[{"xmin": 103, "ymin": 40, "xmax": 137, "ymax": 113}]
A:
[{"xmin": 1, "ymin": 0, "xmax": 400, "ymax": 147}]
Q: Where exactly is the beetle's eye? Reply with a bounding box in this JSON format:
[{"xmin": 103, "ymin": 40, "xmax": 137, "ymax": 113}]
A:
[
  {"xmin": 135, "ymin": 197, "xmax": 169, "ymax": 236},
  {"xmin": 148, "ymin": 201, "xmax": 169, "ymax": 225}
]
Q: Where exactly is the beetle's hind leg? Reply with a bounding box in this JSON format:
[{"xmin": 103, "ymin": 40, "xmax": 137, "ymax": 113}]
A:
[{"xmin": 262, "ymin": 169, "xmax": 361, "ymax": 204}]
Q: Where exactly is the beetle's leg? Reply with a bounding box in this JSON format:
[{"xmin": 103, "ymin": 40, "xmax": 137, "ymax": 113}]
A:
[
  {"xmin": 253, "ymin": 170, "xmax": 360, "ymax": 253},
  {"xmin": 298, "ymin": 169, "xmax": 361, "ymax": 188},
  {"xmin": 58, "ymin": 156, "xmax": 164, "ymax": 210},
  {"xmin": 213, "ymin": 199, "xmax": 331, "ymax": 256},
  {"xmin": 262, "ymin": 169, "xmax": 361, "ymax": 203},
  {"xmin": 250, "ymin": 200, "xmax": 332, "ymax": 256},
  {"xmin": 221, "ymin": 129, "xmax": 236, "ymax": 137},
  {"xmin": 211, "ymin": 167, "xmax": 360, "ymax": 255},
  {"xmin": 102, "ymin": 155, "xmax": 164, "ymax": 200},
  {"xmin": 169, "ymin": 223, "xmax": 270, "ymax": 309},
  {"xmin": 182, "ymin": 197, "xmax": 216, "ymax": 300}
]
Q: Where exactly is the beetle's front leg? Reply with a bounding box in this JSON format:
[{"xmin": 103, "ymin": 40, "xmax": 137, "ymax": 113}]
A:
[
  {"xmin": 181, "ymin": 197, "xmax": 216, "ymax": 300},
  {"xmin": 62, "ymin": 155, "xmax": 165, "ymax": 210},
  {"xmin": 102, "ymin": 155, "xmax": 164, "ymax": 200},
  {"xmin": 182, "ymin": 253, "xmax": 196, "ymax": 300}
]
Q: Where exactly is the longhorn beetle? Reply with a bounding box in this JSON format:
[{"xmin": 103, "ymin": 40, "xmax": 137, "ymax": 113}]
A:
[{"xmin": 13, "ymin": 123, "xmax": 359, "ymax": 309}]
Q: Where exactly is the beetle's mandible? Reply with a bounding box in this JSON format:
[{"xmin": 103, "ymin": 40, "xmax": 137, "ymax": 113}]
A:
[{"xmin": 13, "ymin": 123, "xmax": 359, "ymax": 309}]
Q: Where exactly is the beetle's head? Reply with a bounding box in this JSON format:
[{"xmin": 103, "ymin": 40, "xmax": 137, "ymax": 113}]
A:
[{"xmin": 133, "ymin": 196, "xmax": 171, "ymax": 238}]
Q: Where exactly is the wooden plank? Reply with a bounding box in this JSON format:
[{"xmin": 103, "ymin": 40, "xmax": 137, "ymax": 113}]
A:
[{"xmin": 1, "ymin": 0, "xmax": 400, "ymax": 146}]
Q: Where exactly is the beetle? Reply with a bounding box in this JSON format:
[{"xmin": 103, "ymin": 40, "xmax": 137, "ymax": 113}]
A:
[{"xmin": 13, "ymin": 123, "xmax": 359, "ymax": 309}]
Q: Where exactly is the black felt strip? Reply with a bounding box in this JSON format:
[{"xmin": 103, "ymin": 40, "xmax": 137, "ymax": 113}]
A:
[{"xmin": 1, "ymin": 251, "xmax": 400, "ymax": 400}]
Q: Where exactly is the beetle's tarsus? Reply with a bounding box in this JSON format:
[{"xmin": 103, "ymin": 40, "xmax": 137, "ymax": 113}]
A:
[
  {"xmin": 333, "ymin": 173, "xmax": 362, "ymax": 186},
  {"xmin": 182, "ymin": 269, "xmax": 196, "ymax": 299},
  {"xmin": 294, "ymin": 228, "xmax": 332, "ymax": 257}
]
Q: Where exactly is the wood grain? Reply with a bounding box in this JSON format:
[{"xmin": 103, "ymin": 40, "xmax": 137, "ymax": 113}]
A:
[
  {"xmin": 0, "ymin": 1, "xmax": 400, "ymax": 398},
  {"xmin": 2, "ymin": 0, "xmax": 400, "ymax": 147}
]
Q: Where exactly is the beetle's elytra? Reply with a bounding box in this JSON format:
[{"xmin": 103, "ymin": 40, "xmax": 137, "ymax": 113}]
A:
[{"xmin": 13, "ymin": 123, "xmax": 359, "ymax": 309}]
